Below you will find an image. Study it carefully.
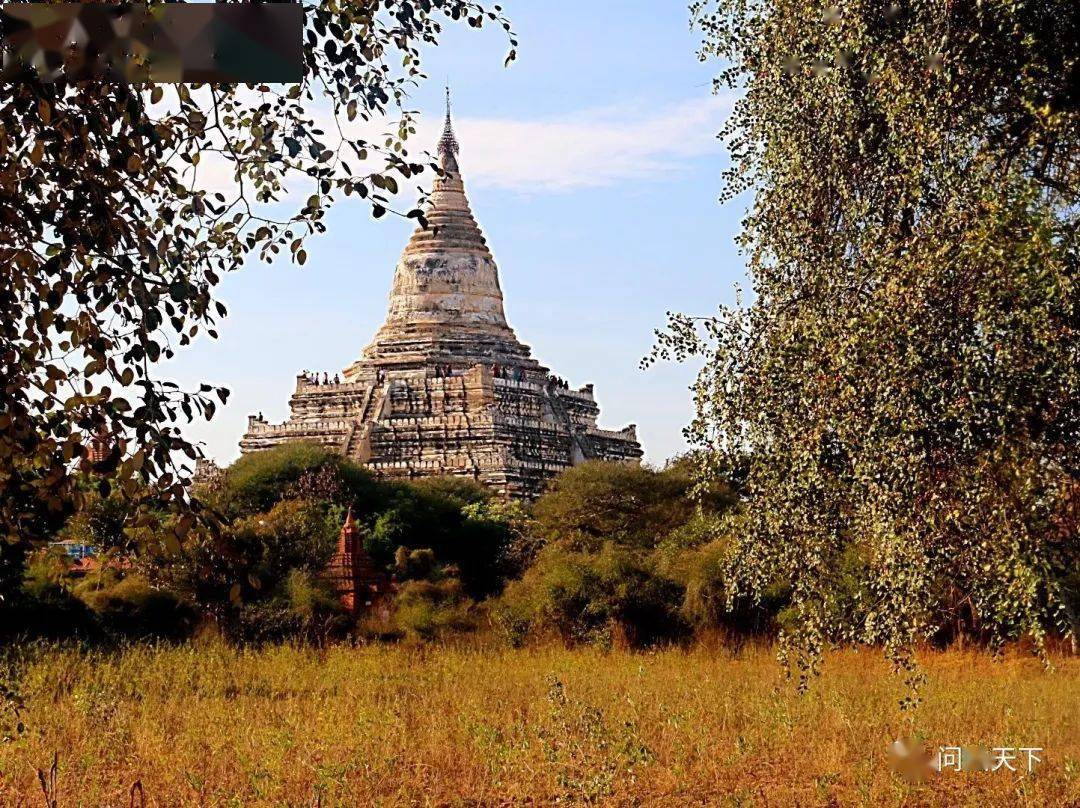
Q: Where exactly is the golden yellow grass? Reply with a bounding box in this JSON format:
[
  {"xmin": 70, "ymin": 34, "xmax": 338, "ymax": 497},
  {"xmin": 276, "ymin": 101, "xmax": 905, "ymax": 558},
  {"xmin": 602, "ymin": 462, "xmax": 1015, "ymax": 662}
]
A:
[{"xmin": 0, "ymin": 641, "xmax": 1076, "ymax": 807}]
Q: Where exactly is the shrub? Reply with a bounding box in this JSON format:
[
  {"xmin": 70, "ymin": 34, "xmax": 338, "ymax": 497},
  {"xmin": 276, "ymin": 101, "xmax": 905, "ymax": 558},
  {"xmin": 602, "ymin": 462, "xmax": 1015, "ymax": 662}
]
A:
[
  {"xmin": 0, "ymin": 595, "xmax": 98, "ymax": 642},
  {"xmin": 392, "ymin": 578, "xmax": 477, "ymax": 641},
  {"xmin": 0, "ymin": 549, "xmax": 99, "ymax": 641},
  {"xmin": 393, "ymin": 547, "xmax": 438, "ymax": 581},
  {"xmin": 225, "ymin": 569, "xmax": 348, "ymax": 645},
  {"xmin": 21, "ymin": 546, "xmax": 71, "ymax": 601},
  {"xmin": 670, "ymin": 533, "xmax": 787, "ymax": 638},
  {"xmin": 495, "ymin": 544, "xmax": 686, "ymax": 649},
  {"xmin": 153, "ymin": 497, "xmax": 341, "ymax": 639},
  {"xmin": 73, "ymin": 572, "xmax": 196, "ymax": 640},
  {"xmin": 229, "ymin": 499, "xmax": 340, "ymax": 588},
  {"xmin": 246, "ymin": 569, "xmax": 348, "ymax": 644},
  {"xmin": 371, "ymin": 479, "xmax": 511, "ymax": 597},
  {"xmin": 497, "ymin": 462, "xmax": 760, "ymax": 647}
]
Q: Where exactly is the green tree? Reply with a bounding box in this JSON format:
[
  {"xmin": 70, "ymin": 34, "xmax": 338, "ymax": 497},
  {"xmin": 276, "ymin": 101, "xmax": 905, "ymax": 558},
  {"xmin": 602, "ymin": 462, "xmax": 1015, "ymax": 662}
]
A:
[
  {"xmin": 653, "ymin": 0, "xmax": 1080, "ymax": 682},
  {"xmin": 0, "ymin": 1, "xmax": 515, "ymax": 580},
  {"xmin": 371, "ymin": 477, "xmax": 509, "ymax": 597},
  {"xmin": 73, "ymin": 572, "xmax": 196, "ymax": 641},
  {"xmin": 496, "ymin": 543, "xmax": 686, "ymax": 648},
  {"xmin": 531, "ymin": 461, "xmax": 726, "ymax": 551},
  {"xmin": 155, "ymin": 497, "xmax": 340, "ymax": 634},
  {"xmin": 214, "ymin": 441, "xmax": 377, "ymax": 517},
  {"xmin": 496, "ymin": 461, "xmax": 742, "ymax": 648},
  {"xmin": 391, "ymin": 575, "xmax": 477, "ymax": 641}
]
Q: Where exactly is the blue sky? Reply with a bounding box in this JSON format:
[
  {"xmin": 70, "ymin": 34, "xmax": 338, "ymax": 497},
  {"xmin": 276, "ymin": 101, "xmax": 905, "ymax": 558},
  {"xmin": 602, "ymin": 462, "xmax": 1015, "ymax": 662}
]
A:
[{"xmin": 165, "ymin": 2, "xmax": 747, "ymax": 466}]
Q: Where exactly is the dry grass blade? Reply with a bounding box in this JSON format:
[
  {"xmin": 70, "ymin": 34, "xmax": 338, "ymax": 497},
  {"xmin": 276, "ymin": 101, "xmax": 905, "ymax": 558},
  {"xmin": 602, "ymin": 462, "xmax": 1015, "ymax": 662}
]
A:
[{"xmin": 35, "ymin": 751, "xmax": 57, "ymax": 808}]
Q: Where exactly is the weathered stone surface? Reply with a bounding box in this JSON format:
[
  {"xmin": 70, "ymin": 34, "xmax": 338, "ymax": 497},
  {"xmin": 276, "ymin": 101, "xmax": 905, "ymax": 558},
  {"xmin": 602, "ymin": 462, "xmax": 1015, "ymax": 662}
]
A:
[{"xmin": 240, "ymin": 100, "xmax": 642, "ymax": 498}]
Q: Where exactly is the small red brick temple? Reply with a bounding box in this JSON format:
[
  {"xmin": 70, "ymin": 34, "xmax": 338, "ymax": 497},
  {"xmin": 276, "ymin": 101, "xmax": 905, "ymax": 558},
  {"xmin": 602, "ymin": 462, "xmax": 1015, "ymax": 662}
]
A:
[{"xmin": 325, "ymin": 507, "xmax": 389, "ymax": 616}]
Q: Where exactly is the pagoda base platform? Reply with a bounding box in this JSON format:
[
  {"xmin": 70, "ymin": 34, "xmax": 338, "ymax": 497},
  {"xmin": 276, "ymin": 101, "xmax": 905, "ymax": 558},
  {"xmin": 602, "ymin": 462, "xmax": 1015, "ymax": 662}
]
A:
[{"xmin": 240, "ymin": 358, "xmax": 641, "ymax": 499}]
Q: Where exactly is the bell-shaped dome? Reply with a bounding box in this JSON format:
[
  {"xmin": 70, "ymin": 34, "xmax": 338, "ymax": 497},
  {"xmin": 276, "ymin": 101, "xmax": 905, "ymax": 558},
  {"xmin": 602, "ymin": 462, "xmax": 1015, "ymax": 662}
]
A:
[{"xmin": 359, "ymin": 93, "xmax": 531, "ymax": 369}]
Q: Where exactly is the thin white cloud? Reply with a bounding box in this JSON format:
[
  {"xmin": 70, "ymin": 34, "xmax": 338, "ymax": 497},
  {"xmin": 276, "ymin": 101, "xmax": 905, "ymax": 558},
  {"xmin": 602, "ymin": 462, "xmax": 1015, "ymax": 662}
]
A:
[
  {"xmin": 443, "ymin": 95, "xmax": 734, "ymax": 192},
  {"xmin": 182, "ymin": 93, "xmax": 734, "ymax": 202}
]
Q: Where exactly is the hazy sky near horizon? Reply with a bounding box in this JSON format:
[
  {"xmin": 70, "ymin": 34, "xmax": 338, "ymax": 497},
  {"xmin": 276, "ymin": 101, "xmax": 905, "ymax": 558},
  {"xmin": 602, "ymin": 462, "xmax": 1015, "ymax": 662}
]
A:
[{"xmin": 164, "ymin": 1, "xmax": 748, "ymax": 467}]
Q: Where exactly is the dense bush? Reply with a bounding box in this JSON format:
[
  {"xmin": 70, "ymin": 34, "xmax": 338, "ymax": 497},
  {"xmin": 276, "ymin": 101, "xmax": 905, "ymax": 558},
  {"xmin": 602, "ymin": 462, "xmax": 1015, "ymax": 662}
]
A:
[
  {"xmin": 531, "ymin": 460, "xmax": 713, "ymax": 550},
  {"xmin": 153, "ymin": 497, "xmax": 344, "ymax": 640},
  {"xmin": 364, "ymin": 476, "xmax": 513, "ymax": 597},
  {"xmin": 495, "ymin": 461, "xmax": 754, "ymax": 648},
  {"xmin": 497, "ymin": 543, "xmax": 687, "ymax": 648},
  {"xmin": 0, "ymin": 548, "xmax": 99, "ymax": 641},
  {"xmin": 1, "ymin": 549, "xmax": 195, "ymax": 642},
  {"xmin": 73, "ymin": 572, "xmax": 196, "ymax": 641},
  {"xmin": 229, "ymin": 569, "xmax": 351, "ymax": 644},
  {"xmin": 392, "ymin": 579, "xmax": 478, "ymax": 641}
]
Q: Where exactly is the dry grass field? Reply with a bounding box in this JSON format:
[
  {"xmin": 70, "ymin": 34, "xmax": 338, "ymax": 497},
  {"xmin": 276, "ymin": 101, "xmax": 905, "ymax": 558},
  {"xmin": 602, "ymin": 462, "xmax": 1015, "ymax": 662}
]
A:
[{"xmin": 0, "ymin": 640, "xmax": 1077, "ymax": 806}]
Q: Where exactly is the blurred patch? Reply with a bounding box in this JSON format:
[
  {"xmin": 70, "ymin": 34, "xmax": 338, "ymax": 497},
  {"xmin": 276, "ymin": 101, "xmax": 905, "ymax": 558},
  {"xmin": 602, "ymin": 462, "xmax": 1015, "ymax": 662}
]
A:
[
  {"xmin": 888, "ymin": 737, "xmax": 936, "ymax": 783},
  {"xmin": 1, "ymin": 3, "xmax": 302, "ymax": 82}
]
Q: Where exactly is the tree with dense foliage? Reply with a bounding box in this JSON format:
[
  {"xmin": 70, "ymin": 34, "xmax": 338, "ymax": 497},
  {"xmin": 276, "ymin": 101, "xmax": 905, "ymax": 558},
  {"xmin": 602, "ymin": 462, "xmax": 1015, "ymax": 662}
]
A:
[
  {"xmin": 497, "ymin": 461, "xmax": 745, "ymax": 648},
  {"xmin": 390, "ymin": 547, "xmax": 478, "ymax": 641},
  {"xmin": 530, "ymin": 459, "xmax": 735, "ymax": 551},
  {"xmin": 652, "ymin": 0, "xmax": 1080, "ymax": 683},
  {"xmin": 498, "ymin": 542, "xmax": 688, "ymax": 648},
  {"xmin": 142, "ymin": 492, "xmax": 344, "ymax": 641},
  {"xmin": 0, "ymin": 1, "xmax": 515, "ymax": 590},
  {"xmin": 208, "ymin": 441, "xmax": 380, "ymax": 518},
  {"xmin": 366, "ymin": 474, "xmax": 512, "ymax": 597}
]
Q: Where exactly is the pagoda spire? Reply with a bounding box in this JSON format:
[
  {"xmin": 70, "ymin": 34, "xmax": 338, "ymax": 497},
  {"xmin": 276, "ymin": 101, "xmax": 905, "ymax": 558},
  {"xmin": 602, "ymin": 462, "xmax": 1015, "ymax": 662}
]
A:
[
  {"xmin": 337, "ymin": 505, "xmax": 358, "ymax": 554},
  {"xmin": 437, "ymin": 85, "xmax": 460, "ymax": 172}
]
